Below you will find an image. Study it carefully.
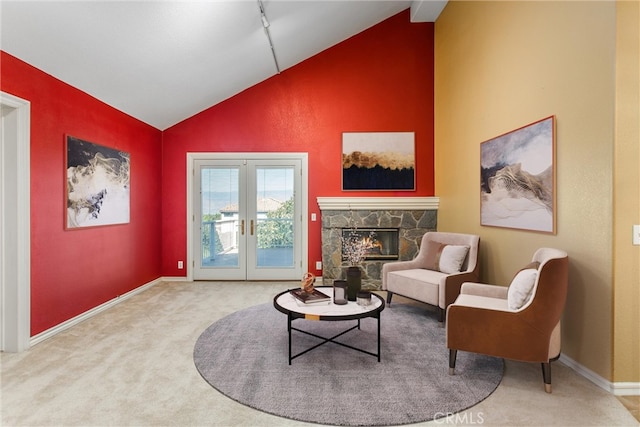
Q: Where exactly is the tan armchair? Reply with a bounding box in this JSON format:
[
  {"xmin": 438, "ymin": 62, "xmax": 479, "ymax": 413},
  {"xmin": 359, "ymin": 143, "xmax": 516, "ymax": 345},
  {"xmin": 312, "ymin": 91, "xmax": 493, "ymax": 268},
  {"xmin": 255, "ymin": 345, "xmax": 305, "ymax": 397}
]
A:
[
  {"xmin": 382, "ymin": 232, "xmax": 480, "ymax": 322},
  {"xmin": 446, "ymin": 248, "xmax": 569, "ymax": 393}
]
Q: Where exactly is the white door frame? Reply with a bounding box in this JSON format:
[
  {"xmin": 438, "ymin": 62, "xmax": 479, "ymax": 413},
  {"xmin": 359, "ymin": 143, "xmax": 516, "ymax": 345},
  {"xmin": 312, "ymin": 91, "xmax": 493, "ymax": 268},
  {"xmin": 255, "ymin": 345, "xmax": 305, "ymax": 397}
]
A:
[
  {"xmin": 1, "ymin": 91, "xmax": 31, "ymax": 352},
  {"xmin": 186, "ymin": 152, "xmax": 308, "ymax": 281}
]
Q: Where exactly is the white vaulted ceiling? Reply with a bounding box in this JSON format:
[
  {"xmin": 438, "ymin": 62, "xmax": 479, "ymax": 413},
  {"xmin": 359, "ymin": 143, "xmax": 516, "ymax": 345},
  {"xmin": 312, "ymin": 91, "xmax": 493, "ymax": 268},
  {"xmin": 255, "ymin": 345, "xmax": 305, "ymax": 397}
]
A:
[{"xmin": 1, "ymin": 0, "xmax": 446, "ymax": 130}]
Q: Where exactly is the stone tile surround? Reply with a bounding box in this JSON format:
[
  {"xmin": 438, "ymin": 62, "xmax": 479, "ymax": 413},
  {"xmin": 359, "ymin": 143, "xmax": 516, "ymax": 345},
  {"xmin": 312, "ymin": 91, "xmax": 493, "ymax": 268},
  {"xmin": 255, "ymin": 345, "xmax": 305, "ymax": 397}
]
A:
[{"xmin": 317, "ymin": 197, "xmax": 439, "ymax": 290}]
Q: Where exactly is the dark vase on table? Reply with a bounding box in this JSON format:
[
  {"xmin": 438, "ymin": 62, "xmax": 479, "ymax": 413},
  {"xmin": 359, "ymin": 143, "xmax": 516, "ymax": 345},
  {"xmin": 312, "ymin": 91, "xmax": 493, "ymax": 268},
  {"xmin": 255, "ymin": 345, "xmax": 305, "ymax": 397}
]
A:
[{"xmin": 346, "ymin": 266, "xmax": 362, "ymax": 301}]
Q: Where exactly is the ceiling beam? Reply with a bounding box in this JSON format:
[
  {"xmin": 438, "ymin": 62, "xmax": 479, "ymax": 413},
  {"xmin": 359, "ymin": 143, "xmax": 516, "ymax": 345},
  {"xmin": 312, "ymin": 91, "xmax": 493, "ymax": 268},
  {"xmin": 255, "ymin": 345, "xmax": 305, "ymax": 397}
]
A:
[{"xmin": 410, "ymin": 0, "xmax": 448, "ymax": 22}]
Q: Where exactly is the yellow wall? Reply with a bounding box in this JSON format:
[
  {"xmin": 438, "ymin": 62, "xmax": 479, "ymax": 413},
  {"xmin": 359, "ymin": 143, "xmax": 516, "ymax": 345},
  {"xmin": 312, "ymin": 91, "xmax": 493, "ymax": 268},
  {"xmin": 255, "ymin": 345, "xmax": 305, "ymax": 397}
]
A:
[
  {"xmin": 613, "ymin": 0, "xmax": 639, "ymax": 384},
  {"xmin": 434, "ymin": 0, "xmax": 638, "ymax": 382}
]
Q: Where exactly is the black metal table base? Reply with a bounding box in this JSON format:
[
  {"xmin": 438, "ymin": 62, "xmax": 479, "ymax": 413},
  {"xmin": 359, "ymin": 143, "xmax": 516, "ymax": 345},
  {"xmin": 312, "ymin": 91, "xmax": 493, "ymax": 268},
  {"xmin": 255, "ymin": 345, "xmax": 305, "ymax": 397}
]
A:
[{"xmin": 288, "ymin": 314, "xmax": 381, "ymax": 364}]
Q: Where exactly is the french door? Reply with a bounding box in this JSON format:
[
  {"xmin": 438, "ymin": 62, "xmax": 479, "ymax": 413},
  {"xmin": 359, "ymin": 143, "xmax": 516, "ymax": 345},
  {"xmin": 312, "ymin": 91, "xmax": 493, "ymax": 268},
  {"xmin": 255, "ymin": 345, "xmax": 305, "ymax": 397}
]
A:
[{"xmin": 190, "ymin": 154, "xmax": 307, "ymax": 280}]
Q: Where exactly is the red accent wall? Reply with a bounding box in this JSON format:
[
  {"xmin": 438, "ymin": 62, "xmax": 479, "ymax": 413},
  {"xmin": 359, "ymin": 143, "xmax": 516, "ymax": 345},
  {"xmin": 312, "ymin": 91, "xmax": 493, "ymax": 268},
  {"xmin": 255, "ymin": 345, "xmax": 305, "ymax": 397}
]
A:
[
  {"xmin": 1, "ymin": 52, "xmax": 163, "ymax": 335},
  {"xmin": 162, "ymin": 10, "xmax": 435, "ymax": 277}
]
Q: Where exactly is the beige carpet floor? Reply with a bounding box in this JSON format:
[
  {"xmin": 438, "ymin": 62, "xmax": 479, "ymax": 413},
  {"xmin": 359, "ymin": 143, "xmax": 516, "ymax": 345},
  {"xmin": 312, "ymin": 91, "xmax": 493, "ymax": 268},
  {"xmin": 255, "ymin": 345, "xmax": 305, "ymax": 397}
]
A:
[{"xmin": 1, "ymin": 280, "xmax": 638, "ymax": 427}]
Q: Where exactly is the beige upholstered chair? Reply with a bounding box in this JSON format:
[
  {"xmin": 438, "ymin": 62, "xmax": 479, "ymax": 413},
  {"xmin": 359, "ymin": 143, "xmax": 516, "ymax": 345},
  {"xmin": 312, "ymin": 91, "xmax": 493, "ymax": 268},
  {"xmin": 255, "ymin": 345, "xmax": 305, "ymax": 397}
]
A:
[
  {"xmin": 382, "ymin": 232, "xmax": 480, "ymax": 322},
  {"xmin": 446, "ymin": 248, "xmax": 569, "ymax": 393}
]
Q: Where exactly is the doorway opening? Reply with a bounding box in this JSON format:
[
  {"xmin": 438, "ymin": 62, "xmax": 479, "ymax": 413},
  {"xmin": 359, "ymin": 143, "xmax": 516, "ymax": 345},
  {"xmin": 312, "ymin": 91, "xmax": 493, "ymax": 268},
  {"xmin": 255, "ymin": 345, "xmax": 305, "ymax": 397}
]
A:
[{"xmin": 1, "ymin": 91, "xmax": 31, "ymax": 352}]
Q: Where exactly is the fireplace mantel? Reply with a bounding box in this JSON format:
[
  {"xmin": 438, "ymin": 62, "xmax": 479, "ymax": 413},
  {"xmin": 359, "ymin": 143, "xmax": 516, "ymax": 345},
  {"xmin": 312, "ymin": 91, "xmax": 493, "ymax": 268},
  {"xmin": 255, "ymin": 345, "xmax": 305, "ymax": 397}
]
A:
[{"xmin": 317, "ymin": 197, "xmax": 439, "ymax": 211}]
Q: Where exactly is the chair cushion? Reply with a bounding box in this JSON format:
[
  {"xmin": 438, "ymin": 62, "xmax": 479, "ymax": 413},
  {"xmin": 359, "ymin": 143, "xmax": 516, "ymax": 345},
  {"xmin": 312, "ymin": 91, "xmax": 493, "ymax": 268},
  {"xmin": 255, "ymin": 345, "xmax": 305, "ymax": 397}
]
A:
[
  {"xmin": 386, "ymin": 269, "xmax": 444, "ymax": 306},
  {"xmin": 424, "ymin": 240, "xmax": 446, "ymax": 270},
  {"xmin": 439, "ymin": 245, "xmax": 470, "ymax": 274},
  {"xmin": 519, "ymin": 261, "xmax": 541, "ymax": 272},
  {"xmin": 424, "ymin": 241, "xmax": 469, "ymax": 274},
  {"xmin": 507, "ymin": 268, "xmax": 538, "ymax": 310}
]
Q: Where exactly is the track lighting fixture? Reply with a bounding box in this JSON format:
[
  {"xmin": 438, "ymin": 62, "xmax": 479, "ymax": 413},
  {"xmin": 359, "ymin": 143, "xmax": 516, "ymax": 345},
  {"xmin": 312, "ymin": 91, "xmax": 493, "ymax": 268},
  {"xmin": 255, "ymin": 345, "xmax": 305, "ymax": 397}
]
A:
[{"xmin": 257, "ymin": 0, "xmax": 280, "ymax": 73}]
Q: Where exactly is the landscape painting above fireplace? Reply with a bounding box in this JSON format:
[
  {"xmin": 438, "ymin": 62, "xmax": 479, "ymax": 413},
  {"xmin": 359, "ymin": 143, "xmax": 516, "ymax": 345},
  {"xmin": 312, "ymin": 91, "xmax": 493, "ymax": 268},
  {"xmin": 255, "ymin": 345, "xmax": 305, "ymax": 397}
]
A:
[{"xmin": 342, "ymin": 132, "xmax": 415, "ymax": 191}]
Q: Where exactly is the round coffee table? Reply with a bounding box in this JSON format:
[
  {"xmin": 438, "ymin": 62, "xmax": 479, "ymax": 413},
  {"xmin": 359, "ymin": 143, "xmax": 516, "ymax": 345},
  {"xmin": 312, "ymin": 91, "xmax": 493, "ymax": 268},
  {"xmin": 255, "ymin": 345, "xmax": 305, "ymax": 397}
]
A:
[{"xmin": 273, "ymin": 286, "xmax": 385, "ymax": 364}]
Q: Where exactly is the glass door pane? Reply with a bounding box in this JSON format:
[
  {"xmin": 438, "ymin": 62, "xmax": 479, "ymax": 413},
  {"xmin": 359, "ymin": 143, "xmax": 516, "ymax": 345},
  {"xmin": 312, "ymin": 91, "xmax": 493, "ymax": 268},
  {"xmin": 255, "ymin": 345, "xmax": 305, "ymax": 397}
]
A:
[
  {"xmin": 194, "ymin": 161, "xmax": 247, "ymax": 280},
  {"xmin": 254, "ymin": 167, "xmax": 295, "ymax": 269},
  {"xmin": 201, "ymin": 167, "xmax": 240, "ymax": 268}
]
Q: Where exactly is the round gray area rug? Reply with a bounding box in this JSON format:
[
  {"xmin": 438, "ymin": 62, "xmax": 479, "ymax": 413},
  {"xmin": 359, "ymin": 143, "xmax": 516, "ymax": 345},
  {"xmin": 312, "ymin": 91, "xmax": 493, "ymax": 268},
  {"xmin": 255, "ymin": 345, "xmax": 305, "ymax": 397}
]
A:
[{"xmin": 193, "ymin": 301, "xmax": 503, "ymax": 426}]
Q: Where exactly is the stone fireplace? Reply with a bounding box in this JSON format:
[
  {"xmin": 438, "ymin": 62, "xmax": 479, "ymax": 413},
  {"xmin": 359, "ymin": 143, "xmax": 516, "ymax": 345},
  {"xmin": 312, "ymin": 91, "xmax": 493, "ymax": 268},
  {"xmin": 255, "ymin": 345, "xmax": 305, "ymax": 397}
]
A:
[{"xmin": 318, "ymin": 197, "xmax": 439, "ymax": 290}]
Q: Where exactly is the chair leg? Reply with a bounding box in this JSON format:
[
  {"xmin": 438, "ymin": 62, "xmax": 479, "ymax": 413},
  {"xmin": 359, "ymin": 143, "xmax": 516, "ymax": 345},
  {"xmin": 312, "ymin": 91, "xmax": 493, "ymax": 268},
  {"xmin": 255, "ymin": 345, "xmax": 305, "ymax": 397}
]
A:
[
  {"xmin": 438, "ymin": 307, "xmax": 445, "ymax": 324},
  {"xmin": 386, "ymin": 291, "xmax": 393, "ymax": 305},
  {"xmin": 541, "ymin": 362, "xmax": 552, "ymax": 393},
  {"xmin": 449, "ymin": 349, "xmax": 457, "ymax": 375}
]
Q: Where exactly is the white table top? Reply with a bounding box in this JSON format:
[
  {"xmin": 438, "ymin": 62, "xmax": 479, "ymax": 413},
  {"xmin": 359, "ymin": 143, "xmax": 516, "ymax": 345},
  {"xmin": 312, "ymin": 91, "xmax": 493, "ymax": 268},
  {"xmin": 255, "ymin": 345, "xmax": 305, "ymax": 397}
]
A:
[{"xmin": 275, "ymin": 287, "xmax": 384, "ymax": 317}]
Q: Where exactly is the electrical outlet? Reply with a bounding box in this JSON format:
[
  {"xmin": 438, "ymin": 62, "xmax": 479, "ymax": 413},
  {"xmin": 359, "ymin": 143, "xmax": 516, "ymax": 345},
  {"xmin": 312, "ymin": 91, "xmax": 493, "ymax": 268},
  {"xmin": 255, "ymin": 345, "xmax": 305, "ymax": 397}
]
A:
[
  {"xmin": 178, "ymin": 260, "xmax": 184, "ymax": 269},
  {"xmin": 315, "ymin": 261, "xmax": 322, "ymax": 270},
  {"xmin": 633, "ymin": 225, "xmax": 640, "ymax": 246},
  {"xmin": 311, "ymin": 213, "xmax": 317, "ymax": 221}
]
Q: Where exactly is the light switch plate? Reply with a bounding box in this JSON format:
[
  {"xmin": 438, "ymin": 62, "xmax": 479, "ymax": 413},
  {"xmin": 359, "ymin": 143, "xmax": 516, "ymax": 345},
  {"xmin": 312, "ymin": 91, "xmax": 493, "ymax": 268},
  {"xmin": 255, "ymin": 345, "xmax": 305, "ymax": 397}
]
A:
[
  {"xmin": 315, "ymin": 261, "xmax": 322, "ymax": 270},
  {"xmin": 633, "ymin": 225, "xmax": 640, "ymax": 246}
]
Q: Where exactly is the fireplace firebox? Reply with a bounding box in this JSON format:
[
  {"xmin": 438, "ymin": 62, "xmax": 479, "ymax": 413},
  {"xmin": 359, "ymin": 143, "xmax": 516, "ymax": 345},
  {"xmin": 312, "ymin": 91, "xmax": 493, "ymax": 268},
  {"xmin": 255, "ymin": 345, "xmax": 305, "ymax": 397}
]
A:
[{"xmin": 341, "ymin": 228, "xmax": 399, "ymax": 261}]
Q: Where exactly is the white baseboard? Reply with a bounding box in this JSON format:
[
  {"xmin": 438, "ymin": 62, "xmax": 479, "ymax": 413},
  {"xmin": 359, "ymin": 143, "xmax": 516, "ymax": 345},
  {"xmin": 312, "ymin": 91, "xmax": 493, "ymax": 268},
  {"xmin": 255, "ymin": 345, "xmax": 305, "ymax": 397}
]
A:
[
  {"xmin": 30, "ymin": 277, "xmax": 163, "ymax": 347},
  {"xmin": 560, "ymin": 354, "xmax": 640, "ymax": 396},
  {"xmin": 612, "ymin": 382, "xmax": 640, "ymax": 396},
  {"xmin": 161, "ymin": 276, "xmax": 189, "ymax": 282}
]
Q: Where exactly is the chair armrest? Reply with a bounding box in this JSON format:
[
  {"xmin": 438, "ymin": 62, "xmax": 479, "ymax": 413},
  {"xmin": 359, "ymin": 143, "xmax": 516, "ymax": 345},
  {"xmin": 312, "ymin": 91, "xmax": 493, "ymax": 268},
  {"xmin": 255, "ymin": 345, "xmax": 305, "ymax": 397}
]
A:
[
  {"xmin": 381, "ymin": 259, "xmax": 428, "ymax": 289},
  {"xmin": 461, "ymin": 282, "xmax": 508, "ymax": 300},
  {"xmin": 440, "ymin": 271, "xmax": 480, "ymax": 309}
]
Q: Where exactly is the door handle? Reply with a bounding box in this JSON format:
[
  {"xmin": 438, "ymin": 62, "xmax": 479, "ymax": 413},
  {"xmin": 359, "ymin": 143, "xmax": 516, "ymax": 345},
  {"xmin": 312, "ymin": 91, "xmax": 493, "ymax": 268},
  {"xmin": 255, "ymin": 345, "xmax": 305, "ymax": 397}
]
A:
[
  {"xmin": 241, "ymin": 219, "xmax": 245, "ymax": 235},
  {"xmin": 250, "ymin": 220, "xmax": 254, "ymax": 235}
]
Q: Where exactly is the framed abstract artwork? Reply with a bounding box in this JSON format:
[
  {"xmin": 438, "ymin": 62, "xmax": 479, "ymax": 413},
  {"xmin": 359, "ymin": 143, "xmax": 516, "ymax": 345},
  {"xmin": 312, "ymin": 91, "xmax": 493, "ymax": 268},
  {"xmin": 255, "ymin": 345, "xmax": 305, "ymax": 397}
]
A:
[
  {"xmin": 342, "ymin": 132, "xmax": 415, "ymax": 191},
  {"xmin": 65, "ymin": 135, "xmax": 130, "ymax": 229},
  {"xmin": 480, "ymin": 116, "xmax": 556, "ymax": 234}
]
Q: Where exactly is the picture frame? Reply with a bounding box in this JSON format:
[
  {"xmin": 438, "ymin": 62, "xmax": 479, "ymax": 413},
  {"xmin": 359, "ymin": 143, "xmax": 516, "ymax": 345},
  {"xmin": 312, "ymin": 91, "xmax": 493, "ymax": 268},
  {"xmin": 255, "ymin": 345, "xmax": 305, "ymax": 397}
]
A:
[
  {"xmin": 342, "ymin": 132, "xmax": 415, "ymax": 191},
  {"xmin": 480, "ymin": 116, "xmax": 556, "ymax": 234},
  {"xmin": 65, "ymin": 135, "xmax": 130, "ymax": 229}
]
